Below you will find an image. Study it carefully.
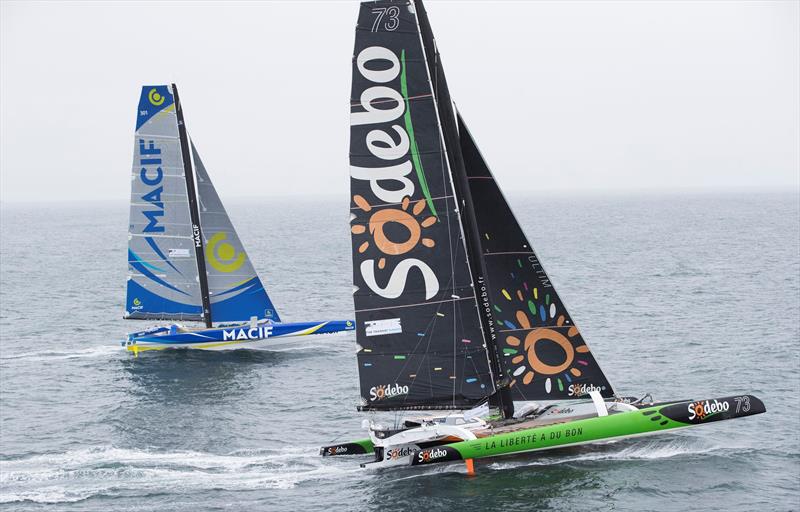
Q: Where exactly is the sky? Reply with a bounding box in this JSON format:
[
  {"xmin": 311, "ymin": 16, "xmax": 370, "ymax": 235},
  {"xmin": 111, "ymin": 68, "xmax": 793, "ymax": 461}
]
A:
[{"xmin": 1, "ymin": 0, "xmax": 798, "ymax": 203}]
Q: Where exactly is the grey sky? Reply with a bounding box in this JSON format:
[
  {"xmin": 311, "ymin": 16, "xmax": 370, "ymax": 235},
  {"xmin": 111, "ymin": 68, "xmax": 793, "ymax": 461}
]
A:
[{"xmin": 1, "ymin": 0, "xmax": 797, "ymax": 203}]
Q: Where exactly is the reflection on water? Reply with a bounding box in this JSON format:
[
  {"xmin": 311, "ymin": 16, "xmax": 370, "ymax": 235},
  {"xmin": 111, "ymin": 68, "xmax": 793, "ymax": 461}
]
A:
[
  {"xmin": 112, "ymin": 349, "xmax": 306, "ymax": 452},
  {"xmin": 367, "ymin": 451, "xmax": 600, "ymax": 511},
  {"xmin": 119, "ymin": 349, "xmax": 288, "ymax": 401}
]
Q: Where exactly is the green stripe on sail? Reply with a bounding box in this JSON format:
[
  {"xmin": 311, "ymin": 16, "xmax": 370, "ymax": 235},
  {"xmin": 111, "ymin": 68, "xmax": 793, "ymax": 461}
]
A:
[{"xmin": 400, "ymin": 49, "xmax": 437, "ymax": 218}]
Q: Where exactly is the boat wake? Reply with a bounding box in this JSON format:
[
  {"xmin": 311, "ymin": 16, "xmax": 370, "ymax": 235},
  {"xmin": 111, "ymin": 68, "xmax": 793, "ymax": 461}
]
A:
[
  {"xmin": 0, "ymin": 445, "xmax": 360, "ymax": 504},
  {"xmin": 0, "ymin": 345, "xmax": 120, "ymax": 363}
]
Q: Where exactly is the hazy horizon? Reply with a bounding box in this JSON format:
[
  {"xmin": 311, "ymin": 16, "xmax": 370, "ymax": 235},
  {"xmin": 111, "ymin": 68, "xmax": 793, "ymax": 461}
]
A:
[{"xmin": 1, "ymin": 0, "xmax": 798, "ymax": 204}]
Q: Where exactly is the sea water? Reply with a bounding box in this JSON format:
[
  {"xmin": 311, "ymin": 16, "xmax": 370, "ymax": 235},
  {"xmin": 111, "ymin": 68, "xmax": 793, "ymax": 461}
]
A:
[{"xmin": 1, "ymin": 192, "xmax": 798, "ymax": 511}]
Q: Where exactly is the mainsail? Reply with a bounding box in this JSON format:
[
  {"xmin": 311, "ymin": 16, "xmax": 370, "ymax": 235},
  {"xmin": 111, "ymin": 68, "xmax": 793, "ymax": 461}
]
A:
[
  {"xmin": 126, "ymin": 85, "xmax": 203, "ymax": 321},
  {"xmin": 126, "ymin": 84, "xmax": 279, "ymax": 325},
  {"xmin": 349, "ymin": 0, "xmax": 614, "ymax": 413},
  {"xmin": 350, "ymin": 1, "xmax": 495, "ymax": 410}
]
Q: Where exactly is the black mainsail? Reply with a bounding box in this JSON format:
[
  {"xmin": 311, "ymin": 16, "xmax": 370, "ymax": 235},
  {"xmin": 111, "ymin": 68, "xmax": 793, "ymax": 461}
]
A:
[
  {"xmin": 349, "ymin": 0, "xmax": 613, "ymax": 413},
  {"xmin": 350, "ymin": 0, "xmax": 495, "ymax": 411}
]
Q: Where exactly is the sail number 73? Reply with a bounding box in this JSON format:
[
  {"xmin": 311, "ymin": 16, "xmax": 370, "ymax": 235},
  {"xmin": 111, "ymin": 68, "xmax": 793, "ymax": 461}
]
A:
[{"xmin": 371, "ymin": 7, "xmax": 399, "ymax": 32}]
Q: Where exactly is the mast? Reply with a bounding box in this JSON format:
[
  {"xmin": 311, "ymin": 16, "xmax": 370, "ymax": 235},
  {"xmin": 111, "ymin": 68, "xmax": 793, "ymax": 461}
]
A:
[
  {"xmin": 413, "ymin": 0, "xmax": 514, "ymax": 419},
  {"xmin": 172, "ymin": 83, "xmax": 212, "ymax": 328}
]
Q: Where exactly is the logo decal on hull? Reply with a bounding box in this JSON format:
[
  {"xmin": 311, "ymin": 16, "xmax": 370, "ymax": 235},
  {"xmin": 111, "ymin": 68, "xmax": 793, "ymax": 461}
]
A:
[
  {"xmin": 417, "ymin": 447, "xmax": 447, "ymax": 463},
  {"xmin": 687, "ymin": 399, "xmax": 729, "ymax": 422},
  {"xmin": 326, "ymin": 446, "xmax": 348, "ymax": 455},
  {"xmin": 222, "ymin": 326, "xmax": 273, "ymax": 341},
  {"xmin": 385, "ymin": 446, "xmax": 414, "ymax": 460}
]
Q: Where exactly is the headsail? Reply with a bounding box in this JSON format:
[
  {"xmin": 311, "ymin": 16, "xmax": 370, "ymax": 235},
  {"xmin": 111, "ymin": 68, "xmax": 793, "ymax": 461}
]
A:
[
  {"xmin": 126, "ymin": 85, "xmax": 203, "ymax": 321},
  {"xmin": 458, "ymin": 114, "xmax": 615, "ymax": 400},
  {"xmin": 192, "ymin": 143, "xmax": 281, "ymax": 323},
  {"xmin": 350, "ymin": 0, "xmax": 495, "ymax": 411}
]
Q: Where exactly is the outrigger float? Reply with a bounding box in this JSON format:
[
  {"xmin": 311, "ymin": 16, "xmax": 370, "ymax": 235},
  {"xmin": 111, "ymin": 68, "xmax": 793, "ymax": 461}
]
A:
[
  {"xmin": 321, "ymin": 0, "xmax": 765, "ymax": 471},
  {"xmin": 123, "ymin": 84, "xmax": 353, "ymax": 353}
]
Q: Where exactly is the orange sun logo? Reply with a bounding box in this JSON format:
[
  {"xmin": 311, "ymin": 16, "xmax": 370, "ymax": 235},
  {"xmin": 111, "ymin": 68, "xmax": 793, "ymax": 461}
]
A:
[
  {"xmin": 505, "ymin": 309, "xmax": 590, "ymax": 394},
  {"xmin": 351, "ymin": 195, "xmax": 436, "ymax": 268},
  {"xmin": 692, "ymin": 402, "xmax": 707, "ymax": 420}
]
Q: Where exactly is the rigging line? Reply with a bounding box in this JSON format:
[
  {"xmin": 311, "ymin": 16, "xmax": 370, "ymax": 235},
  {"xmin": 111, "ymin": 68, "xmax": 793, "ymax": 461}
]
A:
[
  {"xmin": 392, "ymin": 315, "xmax": 438, "ymax": 409},
  {"xmin": 355, "ymin": 295, "xmax": 475, "ymax": 314},
  {"xmin": 349, "ymin": 92, "xmax": 433, "ymax": 108},
  {"xmin": 497, "ymin": 325, "xmax": 576, "ymax": 334},
  {"xmin": 129, "ymin": 234, "xmax": 194, "ymax": 240},
  {"xmin": 349, "ymin": 194, "xmax": 455, "ymax": 212},
  {"xmin": 389, "ymin": 270, "xmax": 457, "ymax": 404},
  {"xmin": 131, "ymin": 134, "xmax": 180, "ymax": 141},
  {"xmin": 483, "ymin": 251, "xmax": 537, "ymax": 256}
]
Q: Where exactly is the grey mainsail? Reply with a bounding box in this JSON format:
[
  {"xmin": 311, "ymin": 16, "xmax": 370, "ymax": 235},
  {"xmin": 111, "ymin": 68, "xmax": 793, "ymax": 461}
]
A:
[{"xmin": 126, "ymin": 85, "xmax": 203, "ymax": 320}]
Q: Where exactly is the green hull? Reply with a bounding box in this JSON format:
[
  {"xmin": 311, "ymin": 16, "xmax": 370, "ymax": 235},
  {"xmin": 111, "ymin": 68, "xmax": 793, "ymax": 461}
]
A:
[{"xmin": 411, "ymin": 394, "xmax": 765, "ymax": 466}]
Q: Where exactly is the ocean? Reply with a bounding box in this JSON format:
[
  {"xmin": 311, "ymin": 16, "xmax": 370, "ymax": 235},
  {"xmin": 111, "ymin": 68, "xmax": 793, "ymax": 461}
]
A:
[{"xmin": 1, "ymin": 192, "xmax": 798, "ymax": 511}]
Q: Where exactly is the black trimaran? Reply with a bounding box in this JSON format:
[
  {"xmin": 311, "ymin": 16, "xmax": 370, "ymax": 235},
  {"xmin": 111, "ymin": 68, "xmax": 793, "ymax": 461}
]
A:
[{"xmin": 321, "ymin": 0, "xmax": 764, "ymax": 471}]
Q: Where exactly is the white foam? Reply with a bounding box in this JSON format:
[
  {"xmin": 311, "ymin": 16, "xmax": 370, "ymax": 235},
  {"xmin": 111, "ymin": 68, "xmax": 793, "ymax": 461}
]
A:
[
  {"xmin": 0, "ymin": 445, "xmax": 361, "ymax": 504},
  {"xmin": 0, "ymin": 345, "xmax": 120, "ymax": 362},
  {"xmin": 484, "ymin": 435, "xmax": 727, "ymax": 471}
]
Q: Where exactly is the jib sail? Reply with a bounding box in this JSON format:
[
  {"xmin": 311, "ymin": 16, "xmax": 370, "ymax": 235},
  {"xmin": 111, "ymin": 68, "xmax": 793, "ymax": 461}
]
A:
[
  {"xmin": 192, "ymin": 142, "xmax": 281, "ymax": 323},
  {"xmin": 350, "ymin": 0, "xmax": 495, "ymax": 411},
  {"xmin": 457, "ymin": 113, "xmax": 615, "ymax": 400},
  {"xmin": 126, "ymin": 85, "xmax": 203, "ymax": 321}
]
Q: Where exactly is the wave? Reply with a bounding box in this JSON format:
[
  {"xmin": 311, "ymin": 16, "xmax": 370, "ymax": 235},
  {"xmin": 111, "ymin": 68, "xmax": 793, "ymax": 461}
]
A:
[
  {"xmin": 0, "ymin": 445, "xmax": 360, "ymax": 504},
  {"xmin": 0, "ymin": 345, "xmax": 121, "ymax": 363}
]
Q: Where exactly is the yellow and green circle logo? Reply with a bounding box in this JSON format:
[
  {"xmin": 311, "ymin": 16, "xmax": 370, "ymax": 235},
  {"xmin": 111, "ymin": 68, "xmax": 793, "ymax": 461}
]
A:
[
  {"xmin": 148, "ymin": 88, "xmax": 165, "ymax": 106},
  {"xmin": 206, "ymin": 232, "xmax": 245, "ymax": 273}
]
